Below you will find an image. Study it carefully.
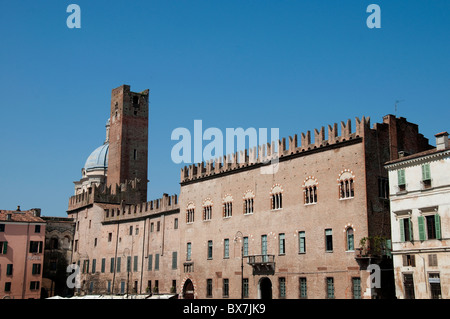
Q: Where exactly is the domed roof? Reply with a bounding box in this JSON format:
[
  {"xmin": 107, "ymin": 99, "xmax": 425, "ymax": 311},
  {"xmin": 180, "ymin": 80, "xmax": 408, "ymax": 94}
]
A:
[{"xmin": 84, "ymin": 143, "xmax": 109, "ymax": 172}]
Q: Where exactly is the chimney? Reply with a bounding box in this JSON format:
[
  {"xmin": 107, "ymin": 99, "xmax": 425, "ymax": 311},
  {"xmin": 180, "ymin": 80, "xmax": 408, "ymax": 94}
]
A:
[
  {"xmin": 16, "ymin": 205, "xmax": 21, "ymax": 211},
  {"xmin": 435, "ymin": 132, "xmax": 449, "ymax": 151}
]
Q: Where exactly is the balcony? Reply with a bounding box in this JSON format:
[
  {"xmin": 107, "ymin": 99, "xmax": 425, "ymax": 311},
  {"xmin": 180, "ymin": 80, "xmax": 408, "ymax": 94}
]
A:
[{"xmin": 247, "ymin": 255, "xmax": 275, "ymax": 275}]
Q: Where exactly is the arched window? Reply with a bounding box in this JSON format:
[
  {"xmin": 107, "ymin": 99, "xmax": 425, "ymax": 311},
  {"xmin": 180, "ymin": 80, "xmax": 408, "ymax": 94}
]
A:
[
  {"xmin": 203, "ymin": 198, "xmax": 213, "ymax": 221},
  {"xmin": 186, "ymin": 202, "xmax": 195, "ymax": 223},
  {"xmin": 346, "ymin": 227, "xmax": 355, "ymax": 251},
  {"xmin": 223, "ymin": 194, "xmax": 233, "ymax": 218},
  {"xmin": 243, "ymin": 190, "xmax": 255, "ymax": 215},
  {"xmin": 303, "ymin": 177, "xmax": 318, "ymax": 204},
  {"xmin": 339, "ymin": 170, "xmax": 355, "ymax": 199},
  {"xmin": 270, "ymin": 184, "xmax": 283, "ymax": 210}
]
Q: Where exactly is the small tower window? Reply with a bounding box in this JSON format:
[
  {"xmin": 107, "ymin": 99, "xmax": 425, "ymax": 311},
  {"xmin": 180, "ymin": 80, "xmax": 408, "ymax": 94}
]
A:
[{"xmin": 133, "ymin": 149, "xmax": 137, "ymax": 160}]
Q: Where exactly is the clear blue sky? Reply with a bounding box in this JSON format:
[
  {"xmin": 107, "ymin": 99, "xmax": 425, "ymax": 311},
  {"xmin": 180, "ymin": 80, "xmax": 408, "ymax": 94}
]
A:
[{"xmin": 0, "ymin": 1, "xmax": 449, "ymax": 216}]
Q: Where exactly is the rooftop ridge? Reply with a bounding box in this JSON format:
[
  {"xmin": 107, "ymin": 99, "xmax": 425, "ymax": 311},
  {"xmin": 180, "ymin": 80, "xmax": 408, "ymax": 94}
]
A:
[{"xmin": 181, "ymin": 115, "xmax": 371, "ymax": 183}]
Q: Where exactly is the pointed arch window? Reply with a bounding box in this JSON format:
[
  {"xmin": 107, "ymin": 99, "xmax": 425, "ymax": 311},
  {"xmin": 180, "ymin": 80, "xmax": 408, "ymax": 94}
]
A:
[
  {"xmin": 223, "ymin": 194, "xmax": 233, "ymax": 218},
  {"xmin": 303, "ymin": 177, "xmax": 318, "ymax": 205},
  {"xmin": 243, "ymin": 190, "xmax": 255, "ymax": 215},
  {"xmin": 203, "ymin": 198, "xmax": 213, "ymax": 221},
  {"xmin": 339, "ymin": 170, "xmax": 355, "ymax": 199},
  {"xmin": 270, "ymin": 184, "xmax": 283, "ymax": 210}
]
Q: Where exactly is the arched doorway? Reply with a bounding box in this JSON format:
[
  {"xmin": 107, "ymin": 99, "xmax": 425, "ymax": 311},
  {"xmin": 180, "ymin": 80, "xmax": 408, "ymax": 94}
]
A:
[
  {"xmin": 259, "ymin": 277, "xmax": 272, "ymax": 299},
  {"xmin": 183, "ymin": 279, "xmax": 195, "ymax": 299}
]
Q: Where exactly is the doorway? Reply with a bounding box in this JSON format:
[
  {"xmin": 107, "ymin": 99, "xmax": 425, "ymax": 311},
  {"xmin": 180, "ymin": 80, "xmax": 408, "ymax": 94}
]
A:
[
  {"xmin": 259, "ymin": 277, "xmax": 272, "ymax": 299},
  {"xmin": 183, "ymin": 279, "xmax": 195, "ymax": 299}
]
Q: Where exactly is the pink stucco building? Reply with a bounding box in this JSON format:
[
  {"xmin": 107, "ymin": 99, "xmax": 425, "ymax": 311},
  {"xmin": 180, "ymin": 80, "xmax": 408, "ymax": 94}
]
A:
[{"xmin": 0, "ymin": 207, "xmax": 46, "ymax": 299}]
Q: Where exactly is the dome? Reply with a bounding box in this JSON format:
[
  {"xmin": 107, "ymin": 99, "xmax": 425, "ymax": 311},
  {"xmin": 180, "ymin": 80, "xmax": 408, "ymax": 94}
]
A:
[{"xmin": 84, "ymin": 143, "xmax": 109, "ymax": 172}]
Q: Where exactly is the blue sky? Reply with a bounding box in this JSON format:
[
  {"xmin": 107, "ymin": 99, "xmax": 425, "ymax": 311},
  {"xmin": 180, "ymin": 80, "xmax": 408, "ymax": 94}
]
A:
[{"xmin": 0, "ymin": 1, "xmax": 449, "ymax": 216}]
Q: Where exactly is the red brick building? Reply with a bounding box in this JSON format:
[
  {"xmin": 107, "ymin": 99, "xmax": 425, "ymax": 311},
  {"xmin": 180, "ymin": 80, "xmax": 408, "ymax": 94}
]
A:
[{"xmin": 67, "ymin": 85, "xmax": 431, "ymax": 298}]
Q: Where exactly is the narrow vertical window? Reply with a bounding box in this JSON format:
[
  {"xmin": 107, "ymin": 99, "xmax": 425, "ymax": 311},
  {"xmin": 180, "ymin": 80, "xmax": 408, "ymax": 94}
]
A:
[
  {"xmin": 223, "ymin": 278, "xmax": 229, "ymax": 298},
  {"xmin": 155, "ymin": 254, "xmax": 160, "ymax": 270},
  {"xmin": 207, "ymin": 240, "xmax": 213, "ymax": 259},
  {"xmin": 186, "ymin": 243, "xmax": 192, "ymax": 261},
  {"xmin": 172, "ymin": 251, "xmax": 178, "ymax": 270},
  {"xmin": 299, "ymin": 277, "xmax": 307, "ymax": 299},
  {"xmin": 422, "ymin": 164, "xmax": 431, "ymax": 188},
  {"xmin": 352, "ymin": 277, "xmax": 361, "ymax": 299},
  {"xmin": 206, "ymin": 279, "xmax": 213, "ymax": 298},
  {"xmin": 279, "ymin": 277, "xmax": 286, "ymax": 298},
  {"xmin": 398, "ymin": 169, "xmax": 406, "ymax": 191},
  {"xmin": 243, "ymin": 278, "xmax": 249, "ymax": 298},
  {"xmin": 243, "ymin": 237, "xmax": 249, "ymax": 256},
  {"xmin": 325, "ymin": 229, "xmax": 333, "ymax": 252},
  {"xmin": 326, "ymin": 277, "xmax": 335, "ymax": 299},
  {"xmin": 224, "ymin": 238, "xmax": 229, "ymax": 258},
  {"xmin": 279, "ymin": 233, "xmax": 285, "ymax": 255},
  {"xmin": 346, "ymin": 228, "xmax": 354, "ymax": 251},
  {"xmin": 298, "ymin": 231, "xmax": 306, "ymax": 253}
]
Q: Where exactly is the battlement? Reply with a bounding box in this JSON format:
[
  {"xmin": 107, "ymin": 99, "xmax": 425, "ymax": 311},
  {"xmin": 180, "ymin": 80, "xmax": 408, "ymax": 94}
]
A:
[
  {"xmin": 67, "ymin": 178, "xmax": 146, "ymax": 212},
  {"xmin": 102, "ymin": 193, "xmax": 179, "ymax": 223},
  {"xmin": 180, "ymin": 116, "xmax": 373, "ymax": 183}
]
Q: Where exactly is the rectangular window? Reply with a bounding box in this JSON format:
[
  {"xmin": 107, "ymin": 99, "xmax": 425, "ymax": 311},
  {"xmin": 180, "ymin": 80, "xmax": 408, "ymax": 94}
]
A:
[
  {"xmin": 133, "ymin": 256, "xmax": 138, "ymax": 272},
  {"xmin": 157, "ymin": 221, "xmax": 160, "ymax": 231},
  {"xmin": 108, "ymin": 233, "xmax": 112, "ymax": 242},
  {"xmin": 155, "ymin": 254, "xmax": 160, "ymax": 270},
  {"xmin": 30, "ymin": 281, "xmax": 40, "ymax": 291},
  {"xmin": 207, "ymin": 240, "xmax": 213, "ymax": 259},
  {"xmin": 107, "ymin": 281, "xmax": 111, "ymax": 294},
  {"xmin": 325, "ymin": 229, "xmax": 333, "ymax": 252},
  {"xmin": 32, "ymin": 263, "xmax": 41, "ymax": 275},
  {"xmin": 419, "ymin": 214, "xmax": 441, "ymax": 240},
  {"xmin": 428, "ymin": 254, "xmax": 438, "ymax": 267},
  {"xmin": 243, "ymin": 237, "xmax": 249, "ymax": 256},
  {"xmin": 110, "ymin": 258, "xmax": 115, "ymax": 273},
  {"xmin": 403, "ymin": 254, "xmax": 416, "ymax": 267},
  {"xmin": 6, "ymin": 264, "xmax": 13, "ymax": 276},
  {"xmin": 206, "ymin": 279, "xmax": 213, "ymax": 298},
  {"xmin": 186, "ymin": 243, "xmax": 192, "ymax": 261},
  {"xmin": 299, "ymin": 277, "xmax": 307, "ymax": 299},
  {"xmin": 148, "ymin": 254, "xmax": 153, "ymax": 271},
  {"xmin": 378, "ymin": 177, "xmax": 389, "ymax": 199},
  {"xmin": 117, "ymin": 257, "xmax": 121, "ymax": 272},
  {"xmin": 172, "ymin": 251, "xmax": 178, "ymax": 270},
  {"xmin": 0, "ymin": 224, "xmax": 4, "ymax": 232},
  {"xmin": 4, "ymin": 282, "xmax": 11, "ymax": 292},
  {"xmin": 224, "ymin": 239, "xmax": 229, "ymax": 258},
  {"xmin": 429, "ymin": 273, "xmax": 442, "ymax": 299},
  {"xmin": 299, "ymin": 231, "xmax": 306, "ymax": 253},
  {"xmin": 422, "ymin": 164, "xmax": 431, "ymax": 188},
  {"xmin": 243, "ymin": 278, "xmax": 249, "ymax": 298},
  {"xmin": 150, "ymin": 223, "xmax": 154, "ymax": 232},
  {"xmin": 352, "ymin": 277, "xmax": 361, "ymax": 299},
  {"xmin": 34, "ymin": 225, "xmax": 41, "ymax": 233},
  {"xmin": 261, "ymin": 235, "xmax": 268, "ymax": 260},
  {"xmin": 223, "ymin": 278, "xmax": 229, "ymax": 298},
  {"xmin": 174, "ymin": 218, "xmax": 178, "ymax": 229},
  {"xmin": 403, "ymin": 274, "xmax": 415, "ymax": 299},
  {"xmin": 127, "ymin": 256, "xmax": 132, "ymax": 272},
  {"xmin": 0, "ymin": 241, "xmax": 8, "ymax": 254},
  {"xmin": 400, "ymin": 217, "xmax": 412, "ymax": 242},
  {"xmin": 398, "ymin": 169, "xmax": 406, "ymax": 191},
  {"xmin": 29, "ymin": 241, "xmax": 43, "ymax": 253},
  {"xmin": 326, "ymin": 277, "xmax": 335, "ymax": 299},
  {"xmin": 92, "ymin": 259, "xmax": 96, "ymax": 273},
  {"xmin": 101, "ymin": 258, "xmax": 106, "ymax": 273},
  {"xmin": 279, "ymin": 233, "xmax": 285, "ymax": 255},
  {"xmin": 279, "ymin": 277, "xmax": 286, "ymax": 298}
]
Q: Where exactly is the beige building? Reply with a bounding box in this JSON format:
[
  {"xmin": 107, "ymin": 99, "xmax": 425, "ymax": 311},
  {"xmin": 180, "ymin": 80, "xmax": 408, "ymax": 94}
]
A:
[
  {"xmin": 67, "ymin": 85, "xmax": 433, "ymax": 298},
  {"xmin": 385, "ymin": 132, "xmax": 450, "ymax": 299}
]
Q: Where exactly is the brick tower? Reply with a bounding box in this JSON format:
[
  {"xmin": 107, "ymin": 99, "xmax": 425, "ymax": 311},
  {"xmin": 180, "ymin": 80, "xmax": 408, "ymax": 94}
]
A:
[{"xmin": 107, "ymin": 85, "xmax": 149, "ymax": 203}]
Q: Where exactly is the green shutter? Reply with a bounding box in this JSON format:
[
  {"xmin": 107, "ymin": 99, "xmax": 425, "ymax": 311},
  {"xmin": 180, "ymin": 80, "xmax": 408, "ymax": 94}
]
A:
[
  {"xmin": 172, "ymin": 251, "xmax": 177, "ymax": 270},
  {"xmin": 435, "ymin": 214, "xmax": 441, "ymax": 240},
  {"xmin": 418, "ymin": 216, "xmax": 426, "ymax": 241},
  {"xmin": 408, "ymin": 218, "xmax": 413, "ymax": 241},
  {"xmin": 422, "ymin": 164, "xmax": 431, "ymax": 181},
  {"xmin": 399, "ymin": 219, "xmax": 405, "ymax": 242},
  {"xmin": 398, "ymin": 169, "xmax": 405, "ymax": 185},
  {"xmin": 3, "ymin": 241, "xmax": 7, "ymax": 254}
]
